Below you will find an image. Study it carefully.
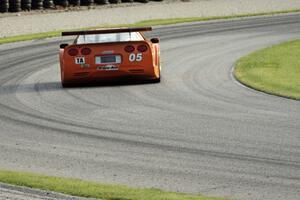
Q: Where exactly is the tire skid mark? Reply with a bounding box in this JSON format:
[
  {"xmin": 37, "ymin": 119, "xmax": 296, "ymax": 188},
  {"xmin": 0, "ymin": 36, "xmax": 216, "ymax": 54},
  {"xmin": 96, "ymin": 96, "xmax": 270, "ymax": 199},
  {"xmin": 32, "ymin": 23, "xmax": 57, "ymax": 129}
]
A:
[{"xmin": 0, "ymin": 107, "xmax": 299, "ymax": 170}]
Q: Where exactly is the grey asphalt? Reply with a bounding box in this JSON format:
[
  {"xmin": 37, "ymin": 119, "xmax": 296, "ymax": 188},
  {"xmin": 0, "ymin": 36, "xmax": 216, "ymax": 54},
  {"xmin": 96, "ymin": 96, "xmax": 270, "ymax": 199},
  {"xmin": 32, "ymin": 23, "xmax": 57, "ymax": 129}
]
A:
[
  {"xmin": 0, "ymin": 14, "xmax": 300, "ymax": 200},
  {"xmin": 0, "ymin": 183, "xmax": 98, "ymax": 200}
]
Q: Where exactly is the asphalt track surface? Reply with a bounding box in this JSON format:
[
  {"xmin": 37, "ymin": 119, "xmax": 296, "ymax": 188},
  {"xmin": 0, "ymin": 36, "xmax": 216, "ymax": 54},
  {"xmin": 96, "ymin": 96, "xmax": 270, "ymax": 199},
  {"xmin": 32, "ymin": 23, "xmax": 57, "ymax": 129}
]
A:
[{"xmin": 0, "ymin": 14, "xmax": 300, "ymax": 200}]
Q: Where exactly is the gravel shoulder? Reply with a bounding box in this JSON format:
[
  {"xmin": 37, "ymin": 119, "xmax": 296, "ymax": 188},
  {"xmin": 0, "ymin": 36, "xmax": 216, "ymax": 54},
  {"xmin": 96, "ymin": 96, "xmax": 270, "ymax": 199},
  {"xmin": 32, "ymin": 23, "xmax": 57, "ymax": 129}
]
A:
[{"xmin": 0, "ymin": 0, "xmax": 300, "ymax": 38}]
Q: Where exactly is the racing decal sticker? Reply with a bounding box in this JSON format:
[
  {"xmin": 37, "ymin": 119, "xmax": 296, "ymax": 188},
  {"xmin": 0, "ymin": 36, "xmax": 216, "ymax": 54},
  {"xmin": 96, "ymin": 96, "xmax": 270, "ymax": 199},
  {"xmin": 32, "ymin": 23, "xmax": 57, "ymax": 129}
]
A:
[
  {"xmin": 129, "ymin": 53, "xmax": 143, "ymax": 62},
  {"xmin": 97, "ymin": 65, "xmax": 119, "ymax": 71},
  {"xmin": 75, "ymin": 57, "xmax": 85, "ymax": 65}
]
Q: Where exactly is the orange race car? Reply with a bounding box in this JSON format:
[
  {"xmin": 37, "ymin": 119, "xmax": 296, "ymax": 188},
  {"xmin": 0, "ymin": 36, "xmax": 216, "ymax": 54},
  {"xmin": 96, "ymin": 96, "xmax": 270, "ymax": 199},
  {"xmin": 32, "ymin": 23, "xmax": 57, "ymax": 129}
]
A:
[{"xmin": 59, "ymin": 27, "xmax": 161, "ymax": 87}]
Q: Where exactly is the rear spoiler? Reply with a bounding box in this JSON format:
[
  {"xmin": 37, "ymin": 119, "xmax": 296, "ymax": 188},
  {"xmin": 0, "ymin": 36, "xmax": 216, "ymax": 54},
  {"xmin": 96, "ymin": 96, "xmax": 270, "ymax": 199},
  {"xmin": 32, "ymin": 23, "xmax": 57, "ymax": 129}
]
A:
[{"xmin": 61, "ymin": 27, "xmax": 152, "ymax": 36}]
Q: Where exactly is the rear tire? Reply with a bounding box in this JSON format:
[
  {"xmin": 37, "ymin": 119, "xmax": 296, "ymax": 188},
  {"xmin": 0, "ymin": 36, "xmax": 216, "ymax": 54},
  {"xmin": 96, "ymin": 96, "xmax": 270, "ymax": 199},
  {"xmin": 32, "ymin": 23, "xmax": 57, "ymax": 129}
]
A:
[
  {"xmin": 151, "ymin": 77, "xmax": 160, "ymax": 83},
  {"xmin": 151, "ymin": 67, "xmax": 161, "ymax": 83},
  {"xmin": 61, "ymin": 68, "xmax": 69, "ymax": 88},
  {"xmin": 61, "ymin": 81, "xmax": 70, "ymax": 88}
]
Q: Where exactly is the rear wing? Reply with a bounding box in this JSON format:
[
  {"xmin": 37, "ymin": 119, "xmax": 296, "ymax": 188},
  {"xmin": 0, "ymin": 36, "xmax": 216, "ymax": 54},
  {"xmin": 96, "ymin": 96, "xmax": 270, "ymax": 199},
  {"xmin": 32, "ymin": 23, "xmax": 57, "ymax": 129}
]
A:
[{"xmin": 61, "ymin": 27, "xmax": 152, "ymax": 36}]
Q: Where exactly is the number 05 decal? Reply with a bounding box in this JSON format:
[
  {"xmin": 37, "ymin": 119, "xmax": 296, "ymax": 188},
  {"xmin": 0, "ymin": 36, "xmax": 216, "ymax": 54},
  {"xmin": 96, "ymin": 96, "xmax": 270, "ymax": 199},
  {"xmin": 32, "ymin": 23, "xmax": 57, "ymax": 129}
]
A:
[{"xmin": 129, "ymin": 53, "xmax": 143, "ymax": 62}]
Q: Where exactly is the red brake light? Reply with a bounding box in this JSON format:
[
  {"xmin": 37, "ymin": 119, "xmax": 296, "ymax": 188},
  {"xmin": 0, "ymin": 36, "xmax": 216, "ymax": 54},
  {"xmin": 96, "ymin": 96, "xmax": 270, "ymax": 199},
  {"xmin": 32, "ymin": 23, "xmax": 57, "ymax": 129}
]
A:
[
  {"xmin": 124, "ymin": 45, "xmax": 135, "ymax": 53},
  {"xmin": 68, "ymin": 48, "xmax": 79, "ymax": 56},
  {"xmin": 81, "ymin": 48, "xmax": 91, "ymax": 55},
  {"xmin": 137, "ymin": 45, "xmax": 148, "ymax": 52}
]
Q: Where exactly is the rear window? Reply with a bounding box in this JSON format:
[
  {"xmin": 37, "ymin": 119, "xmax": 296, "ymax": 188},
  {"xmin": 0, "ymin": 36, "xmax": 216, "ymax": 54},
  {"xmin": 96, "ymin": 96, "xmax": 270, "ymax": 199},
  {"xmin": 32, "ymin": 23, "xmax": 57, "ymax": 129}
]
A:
[{"xmin": 76, "ymin": 32, "xmax": 144, "ymax": 44}]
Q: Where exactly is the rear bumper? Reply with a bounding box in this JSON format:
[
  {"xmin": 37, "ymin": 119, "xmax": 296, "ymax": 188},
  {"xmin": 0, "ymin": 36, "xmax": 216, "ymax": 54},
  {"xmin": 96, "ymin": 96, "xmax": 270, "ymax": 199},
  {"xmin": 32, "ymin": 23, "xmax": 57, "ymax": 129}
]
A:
[{"xmin": 63, "ymin": 67, "xmax": 158, "ymax": 84}]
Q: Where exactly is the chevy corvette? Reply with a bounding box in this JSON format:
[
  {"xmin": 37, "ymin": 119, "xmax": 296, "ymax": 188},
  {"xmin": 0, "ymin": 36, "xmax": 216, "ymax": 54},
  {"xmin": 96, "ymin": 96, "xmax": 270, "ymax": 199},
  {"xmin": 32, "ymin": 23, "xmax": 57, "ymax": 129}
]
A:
[{"xmin": 59, "ymin": 27, "xmax": 161, "ymax": 87}]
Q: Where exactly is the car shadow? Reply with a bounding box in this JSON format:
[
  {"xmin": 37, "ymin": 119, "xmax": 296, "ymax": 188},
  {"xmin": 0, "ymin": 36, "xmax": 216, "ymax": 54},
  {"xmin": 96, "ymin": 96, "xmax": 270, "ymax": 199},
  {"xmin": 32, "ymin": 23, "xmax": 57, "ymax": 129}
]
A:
[
  {"xmin": 0, "ymin": 79, "xmax": 158, "ymax": 95},
  {"xmin": 64, "ymin": 78, "xmax": 158, "ymax": 88}
]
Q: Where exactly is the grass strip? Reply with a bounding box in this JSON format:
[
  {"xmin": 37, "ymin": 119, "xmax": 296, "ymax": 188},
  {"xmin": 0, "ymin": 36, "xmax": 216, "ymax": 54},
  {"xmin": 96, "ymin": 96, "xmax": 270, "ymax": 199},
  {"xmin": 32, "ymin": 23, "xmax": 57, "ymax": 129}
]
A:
[
  {"xmin": 1, "ymin": 9, "xmax": 300, "ymax": 44},
  {"xmin": 234, "ymin": 39, "xmax": 300, "ymax": 100},
  {"xmin": 0, "ymin": 169, "xmax": 230, "ymax": 200}
]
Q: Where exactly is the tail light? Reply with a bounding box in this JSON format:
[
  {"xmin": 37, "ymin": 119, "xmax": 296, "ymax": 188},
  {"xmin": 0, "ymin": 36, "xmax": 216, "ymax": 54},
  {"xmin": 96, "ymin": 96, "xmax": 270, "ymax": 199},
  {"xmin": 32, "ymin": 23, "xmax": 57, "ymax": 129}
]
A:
[
  {"xmin": 124, "ymin": 45, "xmax": 135, "ymax": 53},
  {"xmin": 81, "ymin": 48, "xmax": 91, "ymax": 55},
  {"xmin": 68, "ymin": 48, "xmax": 79, "ymax": 56},
  {"xmin": 137, "ymin": 45, "xmax": 148, "ymax": 52}
]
